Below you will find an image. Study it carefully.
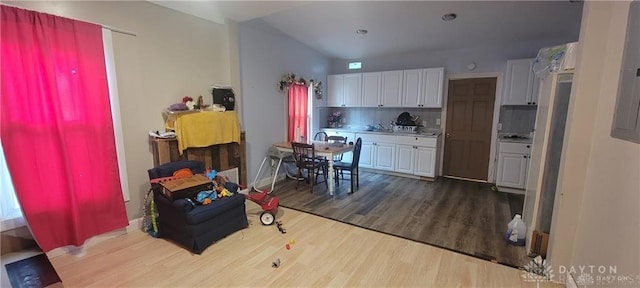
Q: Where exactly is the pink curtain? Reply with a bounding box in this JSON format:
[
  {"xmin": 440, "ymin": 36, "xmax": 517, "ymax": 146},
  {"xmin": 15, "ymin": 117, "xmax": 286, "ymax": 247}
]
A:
[
  {"xmin": 287, "ymin": 84, "xmax": 308, "ymax": 142},
  {"xmin": 0, "ymin": 6, "xmax": 128, "ymax": 251}
]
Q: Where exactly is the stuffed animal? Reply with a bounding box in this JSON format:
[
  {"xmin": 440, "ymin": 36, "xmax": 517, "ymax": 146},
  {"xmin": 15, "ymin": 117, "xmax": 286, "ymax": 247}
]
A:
[
  {"xmin": 215, "ymin": 185, "xmax": 234, "ymax": 198},
  {"xmin": 196, "ymin": 190, "xmax": 217, "ymax": 205}
]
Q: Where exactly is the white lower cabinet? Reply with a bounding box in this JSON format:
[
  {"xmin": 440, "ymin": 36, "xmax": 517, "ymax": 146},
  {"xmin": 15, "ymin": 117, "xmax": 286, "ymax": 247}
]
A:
[
  {"xmin": 415, "ymin": 147, "xmax": 436, "ymax": 177},
  {"xmin": 356, "ymin": 134, "xmax": 396, "ymax": 171},
  {"xmin": 395, "ymin": 145, "xmax": 415, "ymax": 174},
  {"xmin": 395, "ymin": 136, "xmax": 438, "ymax": 177},
  {"xmin": 496, "ymin": 142, "xmax": 531, "ymax": 189},
  {"xmin": 374, "ymin": 142, "xmax": 395, "ymax": 170}
]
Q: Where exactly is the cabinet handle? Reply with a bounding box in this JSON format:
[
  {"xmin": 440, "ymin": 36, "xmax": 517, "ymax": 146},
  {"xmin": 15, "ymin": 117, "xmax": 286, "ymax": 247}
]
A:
[
  {"xmin": 532, "ymin": 102, "xmax": 536, "ymax": 105},
  {"xmin": 527, "ymin": 102, "xmax": 531, "ymax": 105},
  {"xmin": 526, "ymin": 145, "xmax": 530, "ymax": 148},
  {"xmin": 523, "ymin": 155, "xmax": 527, "ymax": 158}
]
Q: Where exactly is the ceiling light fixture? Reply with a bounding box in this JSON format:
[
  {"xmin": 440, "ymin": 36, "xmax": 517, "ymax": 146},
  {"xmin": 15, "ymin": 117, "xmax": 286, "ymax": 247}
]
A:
[
  {"xmin": 442, "ymin": 13, "xmax": 457, "ymax": 22},
  {"xmin": 356, "ymin": 29, "xmax": 368, "ymax": 35}
]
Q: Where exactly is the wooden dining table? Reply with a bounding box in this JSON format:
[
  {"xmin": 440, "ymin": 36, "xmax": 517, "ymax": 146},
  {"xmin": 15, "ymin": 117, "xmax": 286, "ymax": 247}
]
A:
[{"xmin": 273, "ymin": 141, "xmax": 354, "ymax": 196}]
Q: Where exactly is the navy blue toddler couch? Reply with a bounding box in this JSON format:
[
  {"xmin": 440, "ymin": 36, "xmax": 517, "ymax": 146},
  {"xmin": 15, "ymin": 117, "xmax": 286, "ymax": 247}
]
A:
[{"xmin": 148, "ymin": 160, "xmax": 248, "ymax": 254}]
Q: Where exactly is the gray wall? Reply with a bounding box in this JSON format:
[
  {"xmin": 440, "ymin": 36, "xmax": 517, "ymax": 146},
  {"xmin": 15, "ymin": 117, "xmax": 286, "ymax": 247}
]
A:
[
  {"xmin": 330, "ymin": 37, "xmax": 577, "ymax": 75},
  {"xmin": 238, "ymin": 19, "xmax": 330, "ymax": 181}
]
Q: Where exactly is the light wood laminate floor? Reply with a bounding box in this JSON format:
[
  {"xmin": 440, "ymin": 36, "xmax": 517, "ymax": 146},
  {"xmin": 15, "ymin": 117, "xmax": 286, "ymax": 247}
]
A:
[
  {"xmin": 272, "ymin": 171, "xmax": 529, "ymax": 268},
  {"xmin": 47, "ymin": 205, "xmax": 558, "ymax": 287}
]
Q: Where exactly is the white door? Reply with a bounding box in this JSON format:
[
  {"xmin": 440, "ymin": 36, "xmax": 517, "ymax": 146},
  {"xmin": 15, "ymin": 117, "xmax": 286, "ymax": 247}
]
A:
[
  {"xmin": 359, "ymin": 141, "xmax": 375, "ymax": 168},
  {"xmin": 402, "ymin": 69, "xmax": 422, "ymax": 107},
  {"xmin": 380, "ymin": 71, "xmax": 403, "ymax": 107},
  {"xmin": 327, "ymin": 74, "xmax": 343, "ymax": 107},
  {"xmin": 362, "ymin": 72, "xmax": 382, "ymax": 107},
  {"xmin": 496, "ymin": 152, "xmax": 528, "ymax": 189},
  {"xmin": 415, "ymin": 147, "xmax": 436, "ymax": 177},
  {"xmin": 395, "ymin": 144, "xmax": 415, "ymax": 174},
  {"xmin": 343, "ymin": 74, "xmax": 362, "ymax": 107},
  {"xmin": 374, "ymin": 142, "xmax": 395, "ymax": 171},
  {"xmin": 523, "ymin": 73, "xmax": 555, "ymax": 252},
  {"xmin": 423, "ymin": 68, "xmax": 444, "ymax": 108}
]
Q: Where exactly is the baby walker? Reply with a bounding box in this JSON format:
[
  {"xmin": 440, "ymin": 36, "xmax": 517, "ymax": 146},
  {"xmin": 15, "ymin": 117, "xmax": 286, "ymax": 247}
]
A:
[{"xmin": 246, "ymin": 146, "xmax": 288, "ymax": 225}]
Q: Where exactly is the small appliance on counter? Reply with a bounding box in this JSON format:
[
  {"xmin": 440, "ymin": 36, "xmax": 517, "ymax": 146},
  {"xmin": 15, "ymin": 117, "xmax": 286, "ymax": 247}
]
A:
[{"xmin": 211, "ymin": 86, "xmax": 235, "ymax": 111}]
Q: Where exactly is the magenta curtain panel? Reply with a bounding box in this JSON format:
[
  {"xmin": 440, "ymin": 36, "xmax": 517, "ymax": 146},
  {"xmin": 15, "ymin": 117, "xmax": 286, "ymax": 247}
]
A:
[
  {"xmin": 0, "ymin": 5, "xmax": 128, "ymax": 251},
  {"xmin": 287, "ymin": 84, "xmax": 308, "ymax": 142}
]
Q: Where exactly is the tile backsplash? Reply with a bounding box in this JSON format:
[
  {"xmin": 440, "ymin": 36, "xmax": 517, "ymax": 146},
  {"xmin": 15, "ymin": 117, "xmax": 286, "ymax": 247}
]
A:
[
  {"xmin": 499, "ymin": 106, "xmax": 537, "ymax": 134},
  {"xmin": 319, "ymin": 107, "xmax": 442, "ymax": 129}
]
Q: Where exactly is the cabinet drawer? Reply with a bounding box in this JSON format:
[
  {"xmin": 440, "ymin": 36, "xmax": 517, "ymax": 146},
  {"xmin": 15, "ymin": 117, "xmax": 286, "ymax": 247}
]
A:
[
  {"xmin": 499, "ymin": 142, "xmax": 531, "ymax": 154},
  {"xmin": 356, "ymin": 133, "xmax": 396, "ymax": 143},
  {"xmin": 396, "ymin": 135, "xmax": 437, "ymax": 147}
]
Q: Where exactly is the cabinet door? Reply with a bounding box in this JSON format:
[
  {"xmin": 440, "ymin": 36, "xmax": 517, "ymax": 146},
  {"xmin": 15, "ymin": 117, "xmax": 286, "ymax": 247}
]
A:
[
  {"xmin": 402, "ymin": 69, "xmax": 422, "ymax": 107},
  {"xmin": 362, "ymin": 72, "xmax": 382, "ymax": 107},
  {"xmin": 415, "ymin": 147, "xmax": 436, "ymax": 177},
  {"xmin": 423, "ymin": 68, "xmax": 444, "ymax": 108},
  {"xmin": 395, "ymin": 144, "xmax": 415, "ymax": 174},
  {"xmin": 496, "ymin": 152, "xmax": 528, "ymax": 189},
  {"xmin": 503, "ymin": 59, "xmax": 534, "ymax": 105},
  {"xmin": 327, "ymin": 74, "xmax": 344, "ymax": 107},
  {"xmin": 374, "ymin": 142, "xmax": 395, "ymax": 171},
  {"xmin": 380, "ymin": 71, "xmax": 403, "ymax": 107},
  {"xmin": 359, "ymin": 141, "xmax": 375, "ymax": 168},
  {"xmin": 529, "ymin": 71, "xmax": 540, "ymax": 105},
  {"xmin": 343, "ymin": 74, "xmax": 362, "ymax": 107}
]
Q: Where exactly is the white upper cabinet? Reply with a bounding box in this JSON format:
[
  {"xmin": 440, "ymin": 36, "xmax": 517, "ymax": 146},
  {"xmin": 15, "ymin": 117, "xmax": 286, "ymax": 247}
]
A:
[
  {"xmin": 327, "ymin": 74, "xmax": 344, "ymax": 107},
  {"xmin": 503, "ymin": 58, "xmax": 538, "ymax": 105},
  {"xmin": 402, "ymin": 69, "xmax": 422, "ymax": 107},
  {"xmin": 380, "ymin": 71, "xmax": 403, "ymax": 107},
  {"xmin": 327, "ymin": 74, "xmax": 362, "ymax": 107},
  {"xmin": 402, "ymin": 67, "xmax": 444, "ymax": 108},
  {"xmin": 343, "ymin": 74, "xmax": 362, "ymax": 107},
  {"xmin": 362, "ymin": 72, "xmax": 382, "ymax": 107},
  {"xmin": 423, "ymin": 68, "xmax": 444, "ymax": 108},
  {"xmin": 329, "ymin": 67, "xmax": 443, "ymax": 108}
]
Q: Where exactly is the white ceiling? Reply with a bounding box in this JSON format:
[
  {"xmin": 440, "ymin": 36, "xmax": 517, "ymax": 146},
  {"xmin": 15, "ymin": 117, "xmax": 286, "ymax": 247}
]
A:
[{"xmin": 150, "ymin": 1, "xmax": 583, "ymax": 60}]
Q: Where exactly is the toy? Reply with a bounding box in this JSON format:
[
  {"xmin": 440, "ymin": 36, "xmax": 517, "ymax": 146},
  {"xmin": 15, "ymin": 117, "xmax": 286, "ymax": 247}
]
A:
[
  {"xmin": 196, "ymin": 190, "xmax": 217, "ymax": 205},
  {"xmin": 276, "ymin": 221, "xmax": 286, "ymax": 234}
]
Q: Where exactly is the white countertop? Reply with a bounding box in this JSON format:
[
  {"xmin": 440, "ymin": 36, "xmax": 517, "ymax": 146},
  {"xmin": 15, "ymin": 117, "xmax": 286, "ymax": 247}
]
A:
[{"xmin": 323, "ymin": 127, "xmax": 441, "ymax": 137}]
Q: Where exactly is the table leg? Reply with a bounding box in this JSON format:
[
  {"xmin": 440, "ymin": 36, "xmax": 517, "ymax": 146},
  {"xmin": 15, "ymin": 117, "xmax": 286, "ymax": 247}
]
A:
[{"xmin": 327, "ymin": 160, "xmax": 335, "ymax": 196}]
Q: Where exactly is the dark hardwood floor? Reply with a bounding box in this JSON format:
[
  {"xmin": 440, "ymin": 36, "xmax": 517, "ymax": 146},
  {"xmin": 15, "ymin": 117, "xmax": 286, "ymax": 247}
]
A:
[{"xmin": 269, "ymin": 171, "xmax": 529, "ymax": 268}]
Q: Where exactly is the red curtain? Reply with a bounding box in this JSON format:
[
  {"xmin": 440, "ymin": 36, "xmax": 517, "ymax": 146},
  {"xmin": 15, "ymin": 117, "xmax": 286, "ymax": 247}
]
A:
[
  {"xmin": 287, "ymin": 84, "xmax": 308, "ymax": 142},
  {"xmin": 0, "ymin": 6, "xmax": 128, "ymax": 251}
]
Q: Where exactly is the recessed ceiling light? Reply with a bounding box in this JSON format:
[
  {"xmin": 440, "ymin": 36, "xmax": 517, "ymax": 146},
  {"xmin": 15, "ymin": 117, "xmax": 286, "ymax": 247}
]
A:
[
  {"xmin": 442, "ymin": 13, "xmax": 457, "ymax": 21},
  {"xmin": 356, "ymin": 29, "xmax": 368, "ymax": 35}
]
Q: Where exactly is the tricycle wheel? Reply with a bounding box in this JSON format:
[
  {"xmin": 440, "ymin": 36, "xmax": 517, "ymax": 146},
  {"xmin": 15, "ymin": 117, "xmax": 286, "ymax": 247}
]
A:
[{"xmin": 260, "ymin": 211, "xmax": 275, "ymax": 226}]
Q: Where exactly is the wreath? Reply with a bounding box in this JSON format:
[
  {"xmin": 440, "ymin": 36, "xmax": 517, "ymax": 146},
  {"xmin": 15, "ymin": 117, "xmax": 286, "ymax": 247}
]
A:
[{"xmin": 277, "ymin": 73, "xmax": 323, "ymax": 99}]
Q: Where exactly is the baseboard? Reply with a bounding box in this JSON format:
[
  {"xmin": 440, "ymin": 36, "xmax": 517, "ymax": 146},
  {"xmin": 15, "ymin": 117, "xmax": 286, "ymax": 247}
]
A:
[
  {"xmin": 359, "ymin": 168, "xmax": 437, "ymax": 181},
  {"xmin": 46, "ymin": 217, "xmax": 142, "ymax": 259},
  {"xmin": 496, "ymin": 186, "xmax": 525, "ymax": 195}
]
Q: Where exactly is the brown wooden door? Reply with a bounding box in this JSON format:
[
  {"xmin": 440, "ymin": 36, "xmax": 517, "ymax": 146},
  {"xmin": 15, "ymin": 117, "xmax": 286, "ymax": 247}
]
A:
[{"xmin": 443, "ymin": 78, "xmax": 496, "ymax": 180}]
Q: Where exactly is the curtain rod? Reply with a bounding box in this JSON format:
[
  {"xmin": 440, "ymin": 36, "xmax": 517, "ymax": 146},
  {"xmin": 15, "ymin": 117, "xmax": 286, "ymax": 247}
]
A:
[
  {"xmin": 1, "ymin": 3, "xmax": 137, "ymax": 37},
  {"xmin": 102, "ymin": 25, "xmax": 137, "ymax": 37}
]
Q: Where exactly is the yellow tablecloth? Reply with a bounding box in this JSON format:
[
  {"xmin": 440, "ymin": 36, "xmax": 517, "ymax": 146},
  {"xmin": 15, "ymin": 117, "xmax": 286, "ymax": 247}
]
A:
[{"xmin": 172, "ymin": 111, "xmax": 240, "ymax": 154}]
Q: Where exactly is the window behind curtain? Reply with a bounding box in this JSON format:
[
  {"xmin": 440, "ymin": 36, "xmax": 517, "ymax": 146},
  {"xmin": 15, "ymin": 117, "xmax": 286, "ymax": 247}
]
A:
[{"xmin": 0, "ymin": 139, "xmax": 24, "ymax": 231}]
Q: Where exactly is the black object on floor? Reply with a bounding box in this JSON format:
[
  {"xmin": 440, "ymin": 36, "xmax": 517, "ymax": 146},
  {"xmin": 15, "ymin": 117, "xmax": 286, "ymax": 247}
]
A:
[{"xmin": 5, "ymin": 253, "xmax": 61, "ymax": 288}]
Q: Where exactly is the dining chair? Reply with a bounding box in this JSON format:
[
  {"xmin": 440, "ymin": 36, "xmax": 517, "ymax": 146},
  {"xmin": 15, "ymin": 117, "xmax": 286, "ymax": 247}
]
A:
[
  {"xmin": 334, "ymin": 137, "xmax": 362, "ymax": 193},
  {"xmin": 291, "ymin": 142, "xmax": 329, "ymax": 193},
  {"xmin": 314, "ymin": 131, "xmax": 328, "ymax": 141},
  {"xmin": 327, "ymin": 136, "xmax": 348, "ymax": 162}
]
